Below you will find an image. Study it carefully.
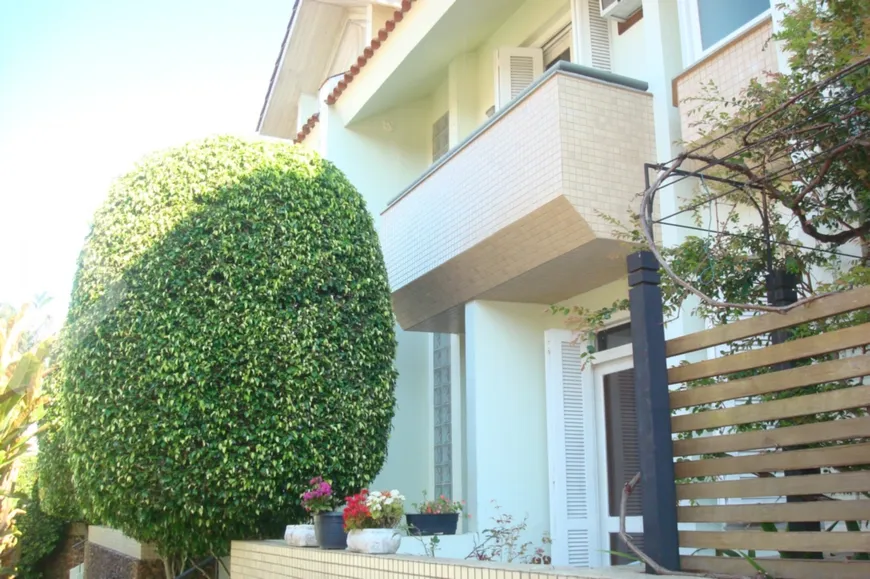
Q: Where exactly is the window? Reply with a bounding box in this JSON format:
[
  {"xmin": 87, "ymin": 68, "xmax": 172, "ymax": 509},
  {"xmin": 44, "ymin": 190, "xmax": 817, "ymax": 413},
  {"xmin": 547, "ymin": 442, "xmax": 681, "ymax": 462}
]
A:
[
  {"xmin": 697, "ymin": 0, "xmax": 769, "ymax": 50},
  {"xmin": 680, "ymin": 0, "xmax": 771, "ymax": 63},
  {"xmin": 433, "ymin": 333, "xmax": 452, "ymax": 499},
  {"xmin": 432, "ymin": 113, "xmax": 449, "ymax": 162},
  {"xmin": 546, "ymin": 48, "xmax": 571, "ymax": 71},
  {"xmin": 596, "ymin": 322, "xmax": 631, "ymax": 352},
  {"xmin": 543, "ymin": 25, "xmax": 571, "ymax": 70}
]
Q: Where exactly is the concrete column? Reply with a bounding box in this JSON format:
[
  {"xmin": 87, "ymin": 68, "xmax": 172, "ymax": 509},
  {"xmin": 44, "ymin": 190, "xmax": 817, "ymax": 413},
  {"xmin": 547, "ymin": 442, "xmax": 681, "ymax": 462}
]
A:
[
  {"xmin": 770, "ymin": 0, "xmax": 796, "ymax": 74},
  {"xmin": 641, "ymin": 0, "xmax": 706, "ymax": 342},
  {"xmin": 464, "ymin": 301, "xmax": 549, "ymax": 543},
  {"xmin": 296, "ymin": 92, "xmax": 319, "ymax": 134},
  {"xmin": 447, "ymin": 53, "xmax": 479, "ymax": 146},
  {"xmin": 367, "ymin": 4, "xmax": 395, "ymax": 42}
]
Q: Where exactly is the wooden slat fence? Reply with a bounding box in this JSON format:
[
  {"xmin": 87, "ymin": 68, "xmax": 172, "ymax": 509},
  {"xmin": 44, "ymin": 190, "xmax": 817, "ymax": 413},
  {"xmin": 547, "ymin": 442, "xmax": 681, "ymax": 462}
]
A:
[{"xmin": 627, "ymin": 252, "xmax": 870, "ymax": 579}]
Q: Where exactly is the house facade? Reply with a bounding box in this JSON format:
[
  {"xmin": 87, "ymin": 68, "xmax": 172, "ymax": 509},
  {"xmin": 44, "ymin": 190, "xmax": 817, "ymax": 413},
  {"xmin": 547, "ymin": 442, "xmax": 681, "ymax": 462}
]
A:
[{"xmin": 257, "ymin": 0, "xmax": 785, "ymax": 566}]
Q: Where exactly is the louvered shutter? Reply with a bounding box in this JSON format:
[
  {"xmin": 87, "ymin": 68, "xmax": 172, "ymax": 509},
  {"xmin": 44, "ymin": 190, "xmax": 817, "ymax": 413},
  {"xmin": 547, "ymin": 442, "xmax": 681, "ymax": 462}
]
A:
[
  {"xmin": 495, "ymin": 47, "xmax": 544, "ymax": 109},
  {"xmin": 603, "ymin": 369, "xmax": 642, "ymax": 517},
  {"xmin": 587, "ymin": 0, "xmax": 612, "ymax": 71},
  {"xmin": 546, "ymin": 331, "xmax": 600, "ymax": 567}
]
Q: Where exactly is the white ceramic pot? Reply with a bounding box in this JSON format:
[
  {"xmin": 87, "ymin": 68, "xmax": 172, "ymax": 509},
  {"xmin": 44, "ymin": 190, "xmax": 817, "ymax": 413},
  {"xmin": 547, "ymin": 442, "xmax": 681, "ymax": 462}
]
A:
[
  {"xmin": 346, "ymin": 528, "xmax": 402, "ymax": 554},
  {"xmin": 284, "ymin": 524, "xmax": 318, "ymax": 547}
]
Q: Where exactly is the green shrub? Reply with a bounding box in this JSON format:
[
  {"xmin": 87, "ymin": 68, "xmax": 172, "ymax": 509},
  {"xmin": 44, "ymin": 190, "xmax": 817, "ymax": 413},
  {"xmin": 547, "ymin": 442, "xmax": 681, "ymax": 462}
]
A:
[
  {"xmin": 36, "ymin": 376, "xmax": 83, "ymax": 523},
  {"xmin": 15, "ymin": 482, "xmax": 65, "ymax": 579},
  {"xmin": 60, "ymin": 136, "xmax": 397, "ymax": 567}
]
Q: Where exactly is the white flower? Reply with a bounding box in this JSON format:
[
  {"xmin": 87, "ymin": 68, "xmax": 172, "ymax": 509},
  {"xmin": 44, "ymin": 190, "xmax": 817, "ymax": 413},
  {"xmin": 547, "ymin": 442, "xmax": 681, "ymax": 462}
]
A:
[
  {"xmin": 385, "ymin": 497, "xmax": 394, "ymax": 505},
  {"xmin": 370, "ymin": 491, "xmax": 382, "ymax": 498},
  {"xmin": 390, "ymin": 489, "xmax": 400, "ymax": 496}
]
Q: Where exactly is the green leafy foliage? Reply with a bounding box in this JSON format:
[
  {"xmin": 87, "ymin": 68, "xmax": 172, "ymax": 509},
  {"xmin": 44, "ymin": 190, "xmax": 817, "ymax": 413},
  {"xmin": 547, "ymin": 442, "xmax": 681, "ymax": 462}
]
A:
[
  {"xmin": 58, "ymin": 136, "xmax": 397, "ymax": 566},
  {"xmin": 15, "ymin": 480, "xmax": 65, "ymax": 579},
  {"xmin": 0, "ymin": 303, "xmax": 54, "ymax": 561},
  {"xmin": 36, "ymin": 371, "xmax": 82, "ymax": 523}
]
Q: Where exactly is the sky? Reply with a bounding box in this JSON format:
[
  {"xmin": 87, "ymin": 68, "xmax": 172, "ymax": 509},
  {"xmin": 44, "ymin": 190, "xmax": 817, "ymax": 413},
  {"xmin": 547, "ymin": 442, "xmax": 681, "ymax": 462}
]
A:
[{"xmin": 0, "ymin": 0, "xmax": 292, "ymax": 327}]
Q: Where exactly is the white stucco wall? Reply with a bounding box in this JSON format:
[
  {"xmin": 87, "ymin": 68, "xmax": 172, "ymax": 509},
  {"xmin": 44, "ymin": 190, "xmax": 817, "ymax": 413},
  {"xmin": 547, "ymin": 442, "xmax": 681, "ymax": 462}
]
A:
[
  {"xmin": 319, "ymin": 97, "xmax": 432, "ymax": 507},
  {"xmin": 461, "ymin": 279, "xmax": 631, "ymax": 550},
  {"xmin": 464, "ymin": 300, "xmax": 552, "ymax": 544},
  {"xmin": 610, "ymin": 18, "xmax": 647, "ymax": 82}
]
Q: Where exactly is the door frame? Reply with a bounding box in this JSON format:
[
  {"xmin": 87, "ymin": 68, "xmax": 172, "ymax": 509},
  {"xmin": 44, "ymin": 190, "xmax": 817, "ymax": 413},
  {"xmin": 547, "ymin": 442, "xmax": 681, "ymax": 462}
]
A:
[{"xmin": 591, "ymin": 350, "xmax": 644, "ymax": 554}]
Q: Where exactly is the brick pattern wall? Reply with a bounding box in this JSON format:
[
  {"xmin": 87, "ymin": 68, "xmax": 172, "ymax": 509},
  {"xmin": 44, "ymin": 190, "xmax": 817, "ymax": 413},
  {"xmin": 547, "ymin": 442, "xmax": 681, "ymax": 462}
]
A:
[
  {"xmin": 231, "ymin": 541, "xmax": 675, "ymax": 579},
  {"xmin": 675, "ymin": 17, "xmax": 778, "ymax": 143}
]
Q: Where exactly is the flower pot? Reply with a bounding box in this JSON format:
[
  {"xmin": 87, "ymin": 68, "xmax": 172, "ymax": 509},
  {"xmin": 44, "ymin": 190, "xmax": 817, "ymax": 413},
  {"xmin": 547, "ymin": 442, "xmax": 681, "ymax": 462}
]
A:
[
  {"xmin": 284, "ymin": 524, "xmax": 318, "ymax": 547},
  {"xmin": 346, "ymin": 528, "xmax": 402, "ymax": 554},
  {"xmin": 405, "ymin": 513, "xmax": 459, "ymax": 536},
  {"xmin": 314, "ymin": 512, "xmax": 347, "ymax": 549}
]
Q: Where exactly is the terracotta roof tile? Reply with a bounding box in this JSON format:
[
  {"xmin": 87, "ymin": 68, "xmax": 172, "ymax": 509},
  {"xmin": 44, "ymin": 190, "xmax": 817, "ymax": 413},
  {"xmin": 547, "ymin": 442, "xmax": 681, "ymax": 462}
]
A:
[
  {"xmin": 300, "ymin": 0, "xmax": 416, "ymax": 142},
  {"xmin": 293, "ymin": 112, "xmax": 320, "ymax": 144},
  {"xmin": 323, "ymin": 0, "xmax": 416, "ymax": 107}
]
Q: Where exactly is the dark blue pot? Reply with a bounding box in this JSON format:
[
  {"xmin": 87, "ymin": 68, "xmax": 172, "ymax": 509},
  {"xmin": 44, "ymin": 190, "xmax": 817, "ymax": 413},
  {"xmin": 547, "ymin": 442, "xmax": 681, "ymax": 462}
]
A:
[
  {"xmin": 405, "ymin": 513, "xmax": 459, "ymax": 536},
  {"xmin": 314, "ymin": 512, "xmax": 347, "ymax": 549}
]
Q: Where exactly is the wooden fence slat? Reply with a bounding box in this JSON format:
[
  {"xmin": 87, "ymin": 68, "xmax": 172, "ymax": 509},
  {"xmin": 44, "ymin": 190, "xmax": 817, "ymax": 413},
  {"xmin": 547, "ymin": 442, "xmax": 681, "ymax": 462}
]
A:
[
  {"xmin": 668, "ymin": 323, "xmax": 870, "ymax": 384},
  {"xmin": 669, "ymin": 355, "xmax": 870, "ymax": 409},
  {"xmin": 677, "ymin": 499, "xmax": 870, "ymax": 523},
  {"xmin": 681, "ymin": 556, "xmax": 870, "ymax": 579},
  {"xmin": 676, "ymin": 471, "xmax": 870, "ymax": 500},
  {"xmin": 666, "ymin": 285, "xmax": 870, "ymax": 357},
  {"xmin": 673, "ymin": 415, "xmax": 870, "ymax": 456},
  {"xmin": 679, "ymin": 530, "xmax": 870, "ymax": 552},
  {"xmin": 674, "ymin": 442, "xmax": 870, "ymax": 478},
  {"xmin": 671, "ymin": 385, "xmax": 870, "ymax": 433}
]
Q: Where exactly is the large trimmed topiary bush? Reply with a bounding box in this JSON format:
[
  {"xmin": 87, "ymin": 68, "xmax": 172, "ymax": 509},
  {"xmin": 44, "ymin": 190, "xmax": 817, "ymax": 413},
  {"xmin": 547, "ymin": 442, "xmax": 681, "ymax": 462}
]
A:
[{"xmin": 59, "ymin": 136, "xmax": 397, "ymax": 573}]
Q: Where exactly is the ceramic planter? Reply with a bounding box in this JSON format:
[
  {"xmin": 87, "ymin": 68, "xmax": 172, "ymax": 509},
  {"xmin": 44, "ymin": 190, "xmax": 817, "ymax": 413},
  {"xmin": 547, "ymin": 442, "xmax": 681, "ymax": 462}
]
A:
[
  {"xmin": 346, "ymin": 528, "xmax": 402, "ymax": 554},
  {"xmin": 284, "ymin": 524, "xmax": 318, "ymax": 547},
  {"xmin": 405, "ymin": 513, "xmax": 459, "ymax": 536},
  {"xmin": 314, "ymin": 512, "xmax": 347, "ymax": 549}
]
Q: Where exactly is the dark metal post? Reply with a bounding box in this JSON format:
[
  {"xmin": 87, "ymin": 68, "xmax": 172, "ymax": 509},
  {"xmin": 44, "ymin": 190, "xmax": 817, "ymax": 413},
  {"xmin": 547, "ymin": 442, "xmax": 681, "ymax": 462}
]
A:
[
  {"xmin": 766, "ymin": 271, "xmax": 823, "ymax": 558},
  {"xmin": 627, "ymin": 251, "xmax": 680, "ymax": 572}
]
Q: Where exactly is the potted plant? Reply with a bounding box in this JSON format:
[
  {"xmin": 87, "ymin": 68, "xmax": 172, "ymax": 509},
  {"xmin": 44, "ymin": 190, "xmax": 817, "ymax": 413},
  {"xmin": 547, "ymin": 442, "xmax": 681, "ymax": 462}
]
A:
[
  {"xmin": 301, "ymin": 477, "xmax": 347, "ymax": 549},
  {"xmin": 406, "ymin": 491, "xmax": 463, "ymax": 536},
  {"xmin": 343, "ymin": 489, "xmax": 405, "ymax": 554}
]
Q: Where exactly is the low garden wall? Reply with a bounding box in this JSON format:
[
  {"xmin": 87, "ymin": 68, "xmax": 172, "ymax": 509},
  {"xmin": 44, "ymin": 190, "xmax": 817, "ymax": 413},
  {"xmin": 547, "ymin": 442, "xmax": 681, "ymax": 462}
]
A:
[{"xmin": 231, "ymin": 540, "xmax": 681, "ymax": 579}]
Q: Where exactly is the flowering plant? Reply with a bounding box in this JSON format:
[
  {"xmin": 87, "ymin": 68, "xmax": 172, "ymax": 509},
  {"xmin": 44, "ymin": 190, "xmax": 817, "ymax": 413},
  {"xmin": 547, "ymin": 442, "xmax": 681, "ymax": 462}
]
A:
[
  {"xmin": 301, "ymin": 477, "xmax": 335, "ymax": 513},
  {"xmin": 413, "ymin": 490, "xmax": 464, "ymax": 514},
  {"xmin": 343, "ymin": 489, "xmax": 405, "ymax": 531}
]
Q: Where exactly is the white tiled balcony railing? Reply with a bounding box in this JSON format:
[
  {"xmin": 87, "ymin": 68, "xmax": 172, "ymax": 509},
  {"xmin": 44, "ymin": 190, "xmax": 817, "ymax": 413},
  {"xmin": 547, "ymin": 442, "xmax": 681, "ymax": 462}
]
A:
[
  {"xmin": 673, "ymin": 16, "xmax": 778, "ymax": 144},
  {"xmin": 381, "ymin": 63, "xmax": 656, "ymax": 333}
]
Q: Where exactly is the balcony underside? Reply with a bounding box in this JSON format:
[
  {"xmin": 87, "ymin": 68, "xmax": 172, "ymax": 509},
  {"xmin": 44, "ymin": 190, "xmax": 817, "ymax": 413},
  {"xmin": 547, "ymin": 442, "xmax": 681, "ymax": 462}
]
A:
[{"xmin": 392, "ymin": 196, "xmax": 633, "ymax": 333}]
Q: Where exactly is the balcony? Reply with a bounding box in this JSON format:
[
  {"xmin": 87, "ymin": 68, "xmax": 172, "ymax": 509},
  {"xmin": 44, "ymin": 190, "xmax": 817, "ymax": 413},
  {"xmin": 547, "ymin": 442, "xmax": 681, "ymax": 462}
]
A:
[
  {"xmin": 673, "ymin": 16, "xmax": 778, "ymax": 144},
  {"xmin": 380, "ymin": 63, "xmax": 655, "ymax": 333}
]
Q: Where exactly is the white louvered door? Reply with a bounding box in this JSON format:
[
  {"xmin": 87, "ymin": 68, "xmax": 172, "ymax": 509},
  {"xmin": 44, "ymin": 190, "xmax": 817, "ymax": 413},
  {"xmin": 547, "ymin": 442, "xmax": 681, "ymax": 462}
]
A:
[
  {"xmin": 546, "ymin": 330, "xmax": 602, "ymax": 567},
  {"xmin": 495, "ymin": 47, "xmax": 544, "ymax": 109}
]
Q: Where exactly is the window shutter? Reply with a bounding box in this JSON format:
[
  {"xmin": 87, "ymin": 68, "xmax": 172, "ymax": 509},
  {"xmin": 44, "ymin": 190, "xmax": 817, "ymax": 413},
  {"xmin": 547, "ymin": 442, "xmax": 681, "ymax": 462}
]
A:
[
  {"xmin": 495, "ymin": 47, "xmax": 544, "ymax": 109},
  {"xmin": 587, "ymin": 0, "xmax": 612, "ymax": 71},
  {"xmin": 546, "ymin": 332, "xmax": 600, "ymax": 567}
]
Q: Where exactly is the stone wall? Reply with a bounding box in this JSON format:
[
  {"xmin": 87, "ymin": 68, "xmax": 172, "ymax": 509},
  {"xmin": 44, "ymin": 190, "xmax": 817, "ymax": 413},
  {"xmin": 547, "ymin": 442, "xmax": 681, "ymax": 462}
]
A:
[
  {"xmin": 41, "ymin": 526, "xmax": 86, "ymax": 579},
  {"xmin": 83, "ymin": 542, "xmax": 164, "ymax": 579}
]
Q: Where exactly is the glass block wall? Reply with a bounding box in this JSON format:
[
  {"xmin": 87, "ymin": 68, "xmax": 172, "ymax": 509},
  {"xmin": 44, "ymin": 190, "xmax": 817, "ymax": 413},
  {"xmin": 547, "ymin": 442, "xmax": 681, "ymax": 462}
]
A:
[{"xmin": 433, "ymin": 333, "xmax": 452, "ymax": 499}]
